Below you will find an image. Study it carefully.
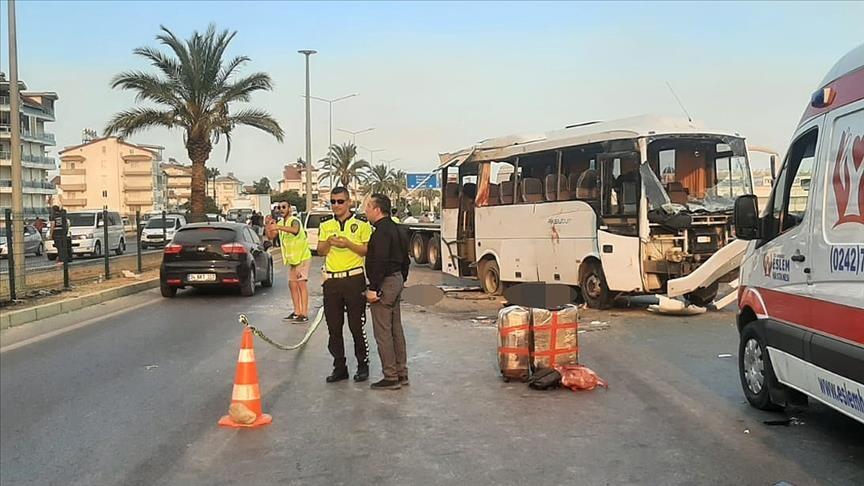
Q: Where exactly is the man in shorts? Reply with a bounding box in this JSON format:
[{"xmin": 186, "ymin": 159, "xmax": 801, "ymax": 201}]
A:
[{"xmin": 272, "ymin": 202, "xmax": 312, "ymax": 322}]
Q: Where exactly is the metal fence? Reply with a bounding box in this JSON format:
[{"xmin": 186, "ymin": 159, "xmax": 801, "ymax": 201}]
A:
[{"xmin": 1, "ymin": 209, "xmax": 164, "ymax": 304}]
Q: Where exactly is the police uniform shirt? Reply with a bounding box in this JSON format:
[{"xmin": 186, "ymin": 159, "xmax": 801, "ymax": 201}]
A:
[{"xmin": 319, "ymin": 215, "xmax": 372, "ymax": 272}]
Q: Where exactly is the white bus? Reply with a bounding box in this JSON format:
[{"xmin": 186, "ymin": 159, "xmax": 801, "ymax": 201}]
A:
[{"xmin": 438, "ymin": 115, "xmax": 755, "ymax": 308}]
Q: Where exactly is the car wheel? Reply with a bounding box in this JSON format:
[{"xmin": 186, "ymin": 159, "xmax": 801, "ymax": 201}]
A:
[
  {"xmin": 116, "ymin": 238, "xmax": 126, "ymax": 256},
  {"xmin": 241, "ymin": 266, "xmax": 256, "ymax": 297},
  {"xmin": 579, "ymin": 260, "xmax": 612, "ymax": 309},
  {"xmin": 261, "ymin": 258, "xmax": 274, "ymax": 288},
  {"xmin": 686, "ymin": 282, "xmax": 719, "ymax": 307},
  {"xmin": 739, "ymin": 321, "xmax": 783, "ymax": 411},
  {"xmin": 47, "ymin": 253, "xmax": 57, "ymax": 261},
  {"xmin": 35, "ymin": 242, "xmax": 43, "ymax": 256},
  {"xmin": 411, "ymin": 233, "xmax": 429, "ymax": 264},
  {"xmin": 427, "ymin": 234, "xmax": 442, "ymax": 270},
  {"xmin": 479, "ymin": 259, "xmax": 503, "ymax": 296},
  {"xmin": 92, "ymin": 241, "xmax": 103, "ymax": 258},
  {"xmin": 160, "ymin": 280, "xmax": 177, "ymax": 298}
]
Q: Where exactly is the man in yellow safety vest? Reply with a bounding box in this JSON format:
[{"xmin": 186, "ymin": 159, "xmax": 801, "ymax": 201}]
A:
[{"xmin": 273, "ymin": 202, "xmax": 312, "ymax": 322}]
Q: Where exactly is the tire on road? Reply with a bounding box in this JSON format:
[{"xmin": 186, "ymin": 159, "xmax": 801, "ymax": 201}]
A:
[
  {"xmin": 739, "ymin": 321, "xmax": 783, "ymax": 411},
  {"xmin": 411, "ymin": 233, "xmax": 429, "ymax": 265},
  {"xmin": 261, "ymin": 258, "xmax": 274, "ymax": 288},
  {"xmin": 478, "ymin": 258, "xmax": 503, "ymax": 296},
  {"xmin": 160, "ymin": 280, "xmax": 177, "ymax": 298},
  {"xmin": 115, "ymin": 238, "xmax": 126, "ymax": 256},
  {"xmin": 241, "ymin": 266, "xmax": 256, "ymax": 297},
  {"xmin": 92, "ymin": 241, "xmax": 102, "ymax": 258},
  {"xmin": 427, "ymin": 234, "xmax": 442, "ymax": 270},
  {"xmin": 579, "ymin": 259, "xmax": 613, "ymax": 309}
]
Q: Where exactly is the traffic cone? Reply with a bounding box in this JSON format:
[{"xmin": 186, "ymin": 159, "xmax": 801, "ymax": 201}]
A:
[{"xmin": 218, "ymin": 327, "xmax": 273, "ymax": 428}]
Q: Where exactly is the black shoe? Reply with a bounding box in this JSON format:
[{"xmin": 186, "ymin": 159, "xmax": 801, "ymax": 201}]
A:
[
  {"xmin": 326, "ymin": 368, "xmax": 349, "ymax": 383},
  {"xmin": 293, "ymin": 315, "xmax": 309, "ymax": 323},
  {"xmin": 282, "ymin": 313, "xmax": 298, "ymax": 322},
  {"xmin": 370, "ymin": 378, "xmax": 401, "ymax": 390},
  {"xmin": 399, "ymin": 375, "xmax": 410, "ymax": 386},
  {"xmin": 354, "ymin": 367, "xmax": 369, "ymax": 382}
]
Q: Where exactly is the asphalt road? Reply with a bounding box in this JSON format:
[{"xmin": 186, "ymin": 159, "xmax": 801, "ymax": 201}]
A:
[
  {"xmin": 0, "ymin": 236, "xmax": 161, "ymax": 273},
  {"xmin": 1, "ymin": 258, "xmax": 862, "ymax": 486}
]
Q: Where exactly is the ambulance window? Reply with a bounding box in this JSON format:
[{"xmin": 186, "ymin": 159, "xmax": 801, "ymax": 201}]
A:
[{"xmin": 767, "ymin": 129, "xmax": 817, "ymax": 237}]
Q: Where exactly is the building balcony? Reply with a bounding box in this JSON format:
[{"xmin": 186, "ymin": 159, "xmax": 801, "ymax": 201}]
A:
[
  {"xmin": 125, "ymin": 195, "xmax": 153, "ymax": 205},
  {"xmin": 124, "ymin": 168, "xmax": 152, "ymax": 176},
  {"xmin": 61, "ymin": 197, "xmax": 87, "ymax": 206},
  {"xmin": 0, "ymin": 96, "xmax": 55, "ymax": 119},
  {"xmin": 125, "ymin": 183, "xmax": 154, "ymax": 191},
  {"xmin": 61, "ymin": 183, "xmax": 87, "ymax": 192},
  {"xmin": 0, "ymin": 152, "xmax": 56, "ymax": 170},
  {"xmin": 61, "ymin": 168, "xmax": 86, "ymax": 176},
  {"xmin": 0, "ymin": 125, "xmax": 56, "ymax": 145},
  {"xmin": 167, "ymin": 181, "xmax": 189, "ymax": 189}
]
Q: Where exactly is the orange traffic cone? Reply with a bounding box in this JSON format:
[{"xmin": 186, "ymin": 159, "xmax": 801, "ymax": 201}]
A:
[{"xmin": 218, "ymin": 327, "xmax": 273, "ymax": 428}]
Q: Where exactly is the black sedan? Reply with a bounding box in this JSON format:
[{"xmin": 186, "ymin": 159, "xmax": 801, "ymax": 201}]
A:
[{"xmin": 159, "ymin": 222, "xmax": 274, "ymax": 298}]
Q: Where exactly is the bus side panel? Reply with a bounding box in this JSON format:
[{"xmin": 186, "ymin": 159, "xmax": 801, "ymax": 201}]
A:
[
  {"xmin": 533, "ymin": 201, "xmax": 598, "ymax": 285},
  {"xmin": 441, "ymin": 208, "xmax": 460, "ymax": 277},
  {"xmin": 475, "ymin": 205, "xmax": 539, "ymax": 283},
  {"xmin": 597, "ymin": 231, "xmax": 644, "ymax": 292}
]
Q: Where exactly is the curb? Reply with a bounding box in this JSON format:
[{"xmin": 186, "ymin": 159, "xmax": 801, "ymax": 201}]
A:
[{"xmin": 0, "ymin": 278, "xmax": 159, "ymax": 330}]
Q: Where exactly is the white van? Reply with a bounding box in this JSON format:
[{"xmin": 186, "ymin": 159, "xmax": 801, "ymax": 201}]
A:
[
  {"xmin": 46, "ymin": 210, "xmax": 126, "ymax": 259},
  {"xmin": 302, "ymin": 209, "xmax": 333, "ymax": 255},
  {"xmin": 140, "ymin": 214, "xmax": 187, "ymax": 249},
  {"xmin": 734, "ymin": 44, "xmax": 864, "ymax": 423}
]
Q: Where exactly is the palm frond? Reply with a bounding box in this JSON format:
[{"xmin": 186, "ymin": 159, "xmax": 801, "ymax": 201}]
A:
[{"xmin": 104, "ymin": 108, "xmax": 175, "ymax": 138}]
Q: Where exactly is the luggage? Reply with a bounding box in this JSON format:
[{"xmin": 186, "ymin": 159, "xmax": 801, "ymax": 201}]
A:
[
  {"xmin": 497, "ymin": 306, "xmax": 531, "ymax": 382},
  {"xmin": 531, "ymin": 305, "xmax": 579, "ymax": 371}
]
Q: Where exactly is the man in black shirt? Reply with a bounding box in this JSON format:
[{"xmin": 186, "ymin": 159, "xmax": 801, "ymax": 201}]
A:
[
  {"xmin": 50, "ymin": 205, "xmax": 68, "ymax": 263},
  {"xmin": 364, "ymin": 194, "xmax": 411, "ymax": 390}
]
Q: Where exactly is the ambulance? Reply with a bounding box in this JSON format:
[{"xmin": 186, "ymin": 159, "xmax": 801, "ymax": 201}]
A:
[{"xmin": 734, "ymin": 44, "xmax": 864, "ymax": 423}]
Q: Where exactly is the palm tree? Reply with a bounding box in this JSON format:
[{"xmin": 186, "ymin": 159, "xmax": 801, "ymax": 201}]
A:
[
  {"xmin": 104, "ymin": 25, "xmax": 284, "ymax": 220},
  {"xmin": 363, "ymin": 164, "xmax": 397, "ymax": 197},
  {"xmin": 205, "ymin": 167, "xmax": 220, "ymax": 200},
  {"xmin": 318, "ymin": 142, "xmax": 370, "ymax": 196}
]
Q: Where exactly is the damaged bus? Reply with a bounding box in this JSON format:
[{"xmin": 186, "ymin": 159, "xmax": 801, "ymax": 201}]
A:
[{"xmin": 437, "ymin": 115, "xmax": 755, "ymax": 308}]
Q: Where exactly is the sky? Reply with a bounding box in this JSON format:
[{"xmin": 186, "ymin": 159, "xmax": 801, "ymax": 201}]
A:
[{"xmin": 2, "ymin": 0, "xmax": 863, "ymax": 185}]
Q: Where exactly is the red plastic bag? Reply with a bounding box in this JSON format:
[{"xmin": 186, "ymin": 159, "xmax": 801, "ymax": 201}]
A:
[{"xmin": 554, "ymin": 365, "xmax": 608, "ymax": 391}]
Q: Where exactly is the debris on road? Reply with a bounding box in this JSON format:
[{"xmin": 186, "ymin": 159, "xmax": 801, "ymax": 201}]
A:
[
  {"xmin": 557, "ymin": 364, "xmax": 608, "ymax": 391},
  {"xmin": 579, "ymin": 320, "xmax": 610, "ymax": 333},
  {"xmin": 144, "ymin": 364, "xmax": 159, "ymax": 370},
  {"xmin": 763, "ymin": 417, "xmax": 805, "ymax": 427},
  {"xmin": 438, "ymin": 285, "xmax": 482, "ymax": 293},
  {"xmin": 648, "ymin": 295, "xmax": 707, "ymax": 315},
  {"xmin": 122, "ymin": 270, "xmax": 142, "ymax": 279},
  {"xmin": 717, "ymin": 353, "xmax": 733, "ymax": 359}
]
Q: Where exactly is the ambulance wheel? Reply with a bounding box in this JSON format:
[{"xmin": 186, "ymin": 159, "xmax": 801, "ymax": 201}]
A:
[
  {"xmin": 739, "ymin": 321, "xmax": 783, "ymax": 411},
  {"xmin": 479, "ymin": 259, "xmax": 503, "ymax": 296},
  {"xmin": 427, "ymin": 235, "xmax": 441, "ymax": 270},
  {"xmin": 579, "ymin": 260, "xmax": 612, "ymax": 309},
  {"xmin": 686, "ymin": 282, "xmax": 718, "ymax": 307},
  {"xmin": 411, "ymin": 233, "xmax": 429, "ymax": 264}
]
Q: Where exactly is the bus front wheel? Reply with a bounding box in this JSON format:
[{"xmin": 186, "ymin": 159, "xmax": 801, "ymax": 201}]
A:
[
  {"xmin": 479, "ymin": 259, "xmax": 503, "ymax": 296},
  {"xmin": 580, "ymin": 261, "xmax": 612, "ymax": 309}
]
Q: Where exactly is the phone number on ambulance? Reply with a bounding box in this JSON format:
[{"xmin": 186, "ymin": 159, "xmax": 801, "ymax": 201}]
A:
[{"xmin": 830, "ymin": 245, "xmax": 864, "ymax": 274}]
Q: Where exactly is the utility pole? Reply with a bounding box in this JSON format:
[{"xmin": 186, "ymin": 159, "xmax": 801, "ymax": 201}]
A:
[
  {"xmin": 299, "ymin": 49, "xmax": 317, "ymax": 212},
  {"xmin": 8, "ymin": 0, "xmax": 25, "ymax": 292}
]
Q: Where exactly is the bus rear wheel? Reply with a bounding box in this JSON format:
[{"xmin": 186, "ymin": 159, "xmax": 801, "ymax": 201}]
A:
[
  {"xmin": 479, "ymin": 259, "xmax": 503, "ymax": 296},
  {"xmin": 411, "ymin": 233, "xmax": 429, "ymax": 264},
  {"xmin": 580, "ymin": 260, "xmax": 612, "ymax": 309}
]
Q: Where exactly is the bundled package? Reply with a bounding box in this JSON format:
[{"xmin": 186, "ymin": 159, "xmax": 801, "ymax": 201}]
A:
[
  {"xmin": 497, "ymin": 306, "xmax": 531, "ymax": 382},
  {"xmin": 531, "ymin": 305, "xmax": 579, "ymax": 370}
]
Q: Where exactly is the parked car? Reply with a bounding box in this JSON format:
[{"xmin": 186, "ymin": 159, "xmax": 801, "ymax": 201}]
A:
[
  {"xmin": 0, "ymin": 224, "xmax": 44, "ymax": 258},
  {"xmin": 141, "ymin": 215, "xmax": 187, "ymax": 249},
  {"xmin": 45, "ymin": 210, "xmax": 126, "ymax": 260},
  {"xmin": 206, "ymin": 213, "xmax": 226, "ymax": 222},
  {"xmin": 159, "ymin": 222, "xmax": 274, "ymax": 298},
  {"xmin": 734, "ymin": 44, "xmax": 863, "ymax": 424}
]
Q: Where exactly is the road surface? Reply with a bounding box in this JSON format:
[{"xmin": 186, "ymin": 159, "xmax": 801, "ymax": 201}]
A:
[{"xmin": 1, "ymin": 258, "xmax": 862, "ymax": 485}]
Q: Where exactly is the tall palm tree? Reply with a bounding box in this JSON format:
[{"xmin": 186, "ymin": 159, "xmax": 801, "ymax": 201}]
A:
[
  {"xmin": 363, "ymin": 163, "xmax": 397, "ymax": 197},
  {"xmin": 205, "ymin": 167, "xmax": 220, "ymax": 200},
  {"xmin": 318, "ymin": 142, "xmax": 370, "ymax": 196},
  {"xmin": 104, "ymin": 25, "xmax": 283, "ymax": 220}
]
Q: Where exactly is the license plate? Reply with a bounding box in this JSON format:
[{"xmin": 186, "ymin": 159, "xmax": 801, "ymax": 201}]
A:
[{"xmin": 187, "ymin": 273, "xmax": 216, "ymax": 282}]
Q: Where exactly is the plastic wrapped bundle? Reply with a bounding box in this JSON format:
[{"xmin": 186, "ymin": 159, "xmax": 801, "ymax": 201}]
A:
[
  {"xmin": 531, "ymin": 305, "xmax": 579, "ymax": 370},
  {"xmin": 497, "ymin": 306, "xmax": 531, "ymax": 382}
]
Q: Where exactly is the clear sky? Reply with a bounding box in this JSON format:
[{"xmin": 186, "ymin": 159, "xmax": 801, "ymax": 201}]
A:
[{"xmin": 2, "ymin": 0, "xmax": 862, "ymax": 185}]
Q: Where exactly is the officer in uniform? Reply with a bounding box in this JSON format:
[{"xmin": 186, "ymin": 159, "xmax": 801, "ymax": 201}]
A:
[{"xmin": 317, "ymin": 187, "xmax": 373, "ymax": 383}]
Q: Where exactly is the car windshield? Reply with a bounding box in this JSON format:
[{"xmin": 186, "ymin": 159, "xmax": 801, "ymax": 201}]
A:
[
  {"xmin": 68, "ymin": 214, "xmax": 96, "ymax": 227},
  {"xmin": 146, "ymin": 218, "xmax": 177, "ymax": 229}
]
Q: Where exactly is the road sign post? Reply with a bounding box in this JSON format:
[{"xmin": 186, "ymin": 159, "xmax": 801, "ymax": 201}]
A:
[{"xmin": 103, "ymin": 209, "xmax": 110, "ymax": 280}]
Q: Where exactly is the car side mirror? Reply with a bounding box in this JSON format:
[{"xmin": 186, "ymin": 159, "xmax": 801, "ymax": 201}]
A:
[{"xmin": 734, "ymin": 195, "xmax": 760, "ymax": 240}]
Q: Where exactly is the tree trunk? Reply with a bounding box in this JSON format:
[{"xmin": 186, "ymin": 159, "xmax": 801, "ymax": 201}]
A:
[{"xmin": 186, "ymin": 137, "xmax": 212, "ymax": 223}]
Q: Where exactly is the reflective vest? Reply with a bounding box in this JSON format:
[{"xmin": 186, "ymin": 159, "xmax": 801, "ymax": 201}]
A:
[
  {"xmin": 318, "ymin": 215, "xmax": 372, "ymax": 272},
  {"xmin": 278, "ymin": 216, "xmax": 311, "ymax": 266}
]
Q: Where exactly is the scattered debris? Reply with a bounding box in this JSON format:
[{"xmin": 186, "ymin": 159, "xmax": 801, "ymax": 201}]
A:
[
  {"xmin": 763, "ymin": 417, "xmax": 805, "ymax": 427},
  {"xmin": 144, "ymin": 364, "xmax": 159, "ymax": 370},
  {"xmin": 579, "ymin": 321, "xmax": 610, "ymax": 333},
  {"xmin": 744, "ymin": 429, "xmax": 751, "ymax": 434},
  {"xmin": 438, "ymin": 285, "xmax": 482, "ymax": 293},
  {"xmin": 122, "ymin": 270, "xmax": 141, "ymax": 279},
  {"xmin": 717, "ymin": 353, "xmax": 733, "ymax": 359}
]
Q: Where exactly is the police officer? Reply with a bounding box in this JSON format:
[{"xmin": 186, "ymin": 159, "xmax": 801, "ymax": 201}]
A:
[
  {"xmin": 272, "ymin": 202, "xmax": 312, "ymax": 322},
  {"xmin": 318, "ymin": 187, "xmax": 373, "ymax": 383}
]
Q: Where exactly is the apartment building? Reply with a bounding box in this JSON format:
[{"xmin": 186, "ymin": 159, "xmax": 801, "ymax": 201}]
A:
[
  {"xmin": 58, "ymin": 136, "xmax": 165, "ymax": 216},
  {"xmin": 206, "ymin": 172, "xmax": 244, "ymax": 212},
  {"xmin": 0, "ymin": 73, "xmax": 58, "ymax": 218},
  {"xmin": 278, "ymin": 163, "xmax": 325, "ymax": 204}
]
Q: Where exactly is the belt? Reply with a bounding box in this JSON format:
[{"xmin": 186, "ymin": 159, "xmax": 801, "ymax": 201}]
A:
[{"xmin": 326, "ymin": 267, "xmax": 364, "ymax": 279}]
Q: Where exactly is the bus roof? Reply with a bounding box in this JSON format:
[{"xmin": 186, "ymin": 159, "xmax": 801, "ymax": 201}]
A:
[{"xmin": 438, "ymin": 114, "xmax": 743, "ymax": 168}]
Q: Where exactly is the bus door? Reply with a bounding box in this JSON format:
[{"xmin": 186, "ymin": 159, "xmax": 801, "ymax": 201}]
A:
[
  {"xmin": 596, "ymin": 152, "xmax": 645, "ymax": 293},
  {"xmin": 440, "ymin": 168, "xmax": 461, "ymax": 277},
  {"xmin": 456, "ymin": 170, "xmax": 478, "ymax": 275}
]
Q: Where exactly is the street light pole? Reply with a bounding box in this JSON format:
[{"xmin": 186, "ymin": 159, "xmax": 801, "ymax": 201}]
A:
[
  {"xmin": 298, "ymin": 49, "xmax": 317, "ymax": 212},
  {"xmin": 360, "ymin": 146, "xmax": 386, "ymax": 166},
  {"xmin": 7, "ymin": 0, "xmax": 25, "ymax": 293},
  {"xmin": 336, "ymin": 127, "xmax": 375, "ymax": 145},
  {"xmin": 302, "ymin": 93, "xmax": 358, "ymax": 153}
]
